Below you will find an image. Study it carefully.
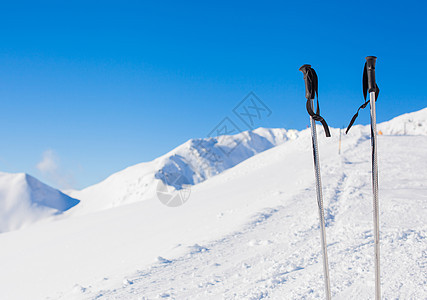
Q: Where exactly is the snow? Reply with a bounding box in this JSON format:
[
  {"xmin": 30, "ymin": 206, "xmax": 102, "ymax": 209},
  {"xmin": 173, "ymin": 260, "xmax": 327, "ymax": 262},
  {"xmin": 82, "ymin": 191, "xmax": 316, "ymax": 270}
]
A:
[
  {"xmin": 0, "ymin": 172, "xmax": 79, "ymax": 232},
  {"xmin": 377, "ymin": 107, "xmax": 427, "ymax": 135},
  {"xmin": 68, "ymin": 127, "xmax": 298, "ymax": 214},
  {"xmin": 0, "ymin": 108, "xmax": 426, "ymax": 299}
]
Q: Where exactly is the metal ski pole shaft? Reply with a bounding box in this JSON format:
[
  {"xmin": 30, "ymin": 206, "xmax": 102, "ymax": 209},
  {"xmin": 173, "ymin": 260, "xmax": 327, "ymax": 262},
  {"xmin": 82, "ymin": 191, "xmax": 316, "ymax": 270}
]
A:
[
  {"xmin": 299, "ymin": 64, "xmax": 332, "ymax": 300},
  {"xmin": 310, "ymin": 109, "xmax": 332, "ymax": 300},
  {"xmin": 366, "ymin": 56, "xmax": 381, "ymax": 300},
  {"xmin": 370, "ymin": 89, "xmax": 381, "ymax": 300}
]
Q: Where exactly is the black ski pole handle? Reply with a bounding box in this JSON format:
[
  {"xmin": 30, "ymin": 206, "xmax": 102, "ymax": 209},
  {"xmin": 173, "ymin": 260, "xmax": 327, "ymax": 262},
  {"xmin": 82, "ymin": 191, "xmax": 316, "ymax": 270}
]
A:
[
  {"xmin": 299, "ymin": 64, "xmax": 330, "ymax": 137},
  {"xmin": 365, "ymin": 56, "xmax": 377, "ymax": 93},
  {"xmin": 299, "ymin": 64, "xmax": 316, "ymax": 100},
  {"xmin": 347, "ymin": 56, "xmax": 380, "ymax": 134}
]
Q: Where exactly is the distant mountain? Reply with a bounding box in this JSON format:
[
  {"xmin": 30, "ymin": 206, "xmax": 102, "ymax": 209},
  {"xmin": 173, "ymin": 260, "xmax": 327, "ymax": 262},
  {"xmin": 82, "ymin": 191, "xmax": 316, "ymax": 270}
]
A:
[
  {"xmin": 377, "ymin": 107, "xmax": 427, "ymax": 135},
  {"xmin": 1, "ymin": 108, "xmax": 426, "ymax": 299},
  {"xmin": 155, "ymin": 127, "xmax": 299, "ymax": 188},
  {"xmin": 69, "ymin": 108, "xmax": 427, "ymax": 215},
  {"xmin": 0, "ymin": 172, "xmax": 79, "ymax": 232},
  {"xmin": 69, "ymin": 128, "xmax": 299, "ymax": 213},
  {"xmin": 1, "ymin": 108, "xmax": 426, "ymax": 233}
]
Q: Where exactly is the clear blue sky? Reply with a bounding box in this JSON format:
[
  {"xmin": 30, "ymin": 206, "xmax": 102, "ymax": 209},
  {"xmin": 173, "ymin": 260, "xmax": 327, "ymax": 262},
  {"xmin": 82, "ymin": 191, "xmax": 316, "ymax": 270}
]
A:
[{"xmin": 0, "ymin": 0, "xmax": 426, "ymax": 189}]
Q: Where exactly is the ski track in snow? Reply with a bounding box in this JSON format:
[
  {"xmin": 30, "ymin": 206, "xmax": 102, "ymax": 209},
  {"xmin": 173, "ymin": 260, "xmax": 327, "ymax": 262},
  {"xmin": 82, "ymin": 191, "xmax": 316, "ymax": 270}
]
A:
[{"xmin": 60, "ymin": 135, "xmax": 427, "ymax": 300}]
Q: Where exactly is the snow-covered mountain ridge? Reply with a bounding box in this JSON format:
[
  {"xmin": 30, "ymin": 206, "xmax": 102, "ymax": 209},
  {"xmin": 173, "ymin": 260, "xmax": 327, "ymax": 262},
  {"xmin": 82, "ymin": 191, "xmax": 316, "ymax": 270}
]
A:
[
  {"xmin": 155, "ymin": 127, "xmax": 298, "ymax": 188},
  {"xmin": 0, "ymin": 108, "xmax": 426, "ymax": 232},
  {"xmin": 69, "ymin": 107, "xmax": 427, "ymax": 214},
  {"xmin": 377, "ymin": 107, "xmax": 427, "ymax": 135},
  {"xmin": 69, "ymin": 127, "xmax": 299, "ymax": 213},
  {"xmin": 0, "ymin": 128, "xmax": 299, "ymax": 230},
  {"xmin": 0, "ymin": 108, "xmax": 425, "ymax": 299}
]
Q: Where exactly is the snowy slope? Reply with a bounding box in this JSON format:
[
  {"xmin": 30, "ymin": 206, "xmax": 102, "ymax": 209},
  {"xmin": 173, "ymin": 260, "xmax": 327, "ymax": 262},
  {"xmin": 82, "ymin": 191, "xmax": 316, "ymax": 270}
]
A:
[
  {"xmin": 0, "ymin": 108, "xmax": 425, "ymax": 299},
  {"xmin": 0, "ymin": 172, "xmax": 79, "ymax": 232},
  {"xmin": 69, "ymin": 127, "xmax": 298, "ymax": 214},
  {"xmin": 68, "ymin": 109, "xmax": 427, "ymax": 215},
  {"xmin": 377, "ymin": 107, "xmax": 427, "ymax": 135}
]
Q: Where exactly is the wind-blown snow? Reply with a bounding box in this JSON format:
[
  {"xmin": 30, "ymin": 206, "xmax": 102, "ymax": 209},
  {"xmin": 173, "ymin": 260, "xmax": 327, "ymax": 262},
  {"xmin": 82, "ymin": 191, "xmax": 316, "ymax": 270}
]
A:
[
  {"xmin": 0, "ymin": 108, "xmax": 426, "ymax": 299},
  {"xmin": 0, "ymin": 172, "xmax": 79, "ymax": 232}
]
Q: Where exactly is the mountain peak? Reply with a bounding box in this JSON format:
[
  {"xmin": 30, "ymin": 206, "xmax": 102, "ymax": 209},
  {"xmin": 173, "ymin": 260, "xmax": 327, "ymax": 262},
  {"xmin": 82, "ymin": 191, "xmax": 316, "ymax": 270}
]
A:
[
  {"xmin": 70, "ymin": 127, "xmax": 298, "ymax": 213},
  {"xmin": 0, "ymin": 172, "xmax": 79, "ymax": 232}
]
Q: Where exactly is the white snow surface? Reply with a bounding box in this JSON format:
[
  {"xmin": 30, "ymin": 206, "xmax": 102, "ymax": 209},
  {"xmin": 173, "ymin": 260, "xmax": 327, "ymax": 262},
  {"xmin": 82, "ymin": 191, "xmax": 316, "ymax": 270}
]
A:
[
  {"xmin": 0, "ymin": 108, "xmax": 426, "ymax": 299},
  {"xmin": 377, "ymin": 107, "xmax": 427, "ymax": 135},
  {"xmin": 0, "ymin": 172, "xmax": 79, "ymax": 232},
  {"xmin": 69, "ymin": 127, "xmax": 299, "ymax": 214}
]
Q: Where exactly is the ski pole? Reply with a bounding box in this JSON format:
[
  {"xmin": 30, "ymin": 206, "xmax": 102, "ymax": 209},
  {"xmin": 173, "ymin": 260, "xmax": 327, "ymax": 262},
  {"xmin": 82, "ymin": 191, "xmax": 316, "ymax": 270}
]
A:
[
  {"xmin": 345, "ymin": 56, "xmax": 381, "ymax": 299},
  {"xmin": 366, "ymin": 56, "xmax": 381, "ymax": 300},
  {"xmin": 299, "ymin": 64, "xmax": 331, "ymax": 300}
]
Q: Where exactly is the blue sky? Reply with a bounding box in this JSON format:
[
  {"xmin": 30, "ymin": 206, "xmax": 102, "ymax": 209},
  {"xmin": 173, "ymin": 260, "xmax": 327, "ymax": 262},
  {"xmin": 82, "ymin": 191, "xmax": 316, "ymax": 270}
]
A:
[{"xmin": 0, "ymin": 0, "xmax": 426, "ymax": 189}]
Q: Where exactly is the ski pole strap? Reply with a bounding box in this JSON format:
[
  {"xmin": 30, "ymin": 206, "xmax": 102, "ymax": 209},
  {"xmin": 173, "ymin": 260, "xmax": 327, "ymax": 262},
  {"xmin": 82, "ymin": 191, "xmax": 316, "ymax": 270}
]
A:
[
  {"xmin": 306, "ymin": 98, "xmax": 331, "ymax": 137},
  {"xmin": 299, "ymin": 64, "xmax": 331, "ymax": 137},
  {"xmin": 345, "ymin": 58, "xmax": 380, "ymax": 134}
]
